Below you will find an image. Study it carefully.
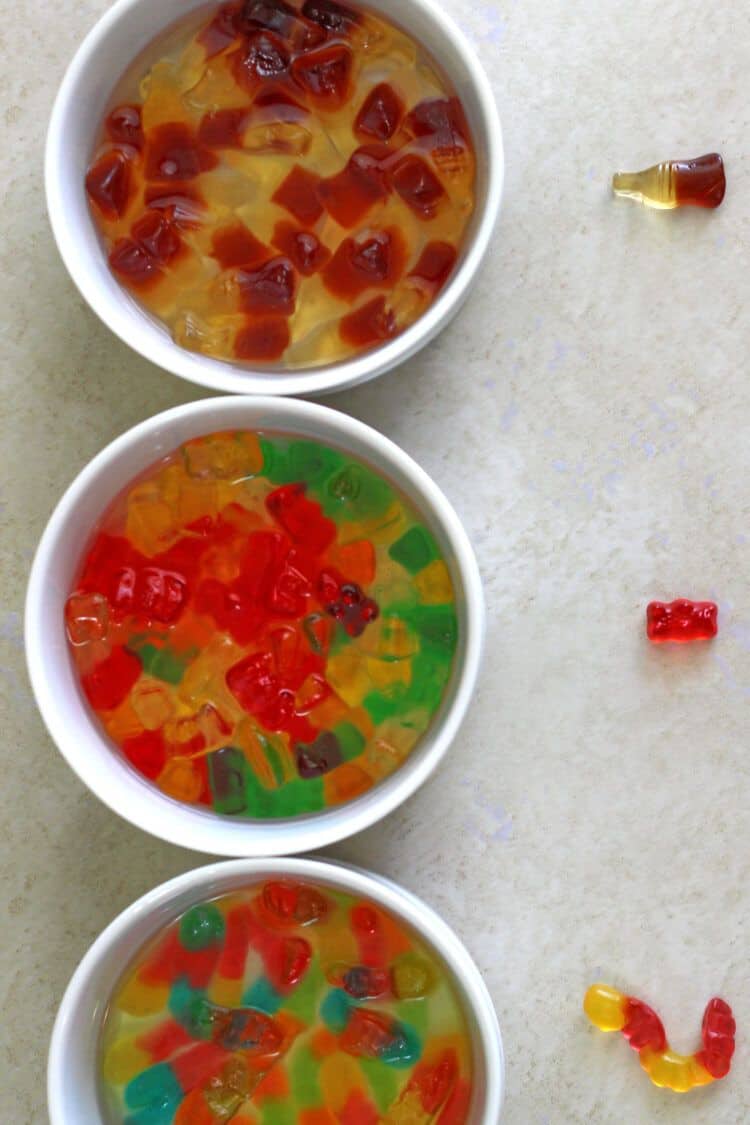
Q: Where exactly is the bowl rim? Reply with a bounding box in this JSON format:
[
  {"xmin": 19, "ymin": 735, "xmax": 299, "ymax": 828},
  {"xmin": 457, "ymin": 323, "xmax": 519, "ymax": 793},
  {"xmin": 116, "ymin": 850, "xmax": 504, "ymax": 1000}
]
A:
[
  {"xmin": 25, "ymin": 395, "xmax": 485, "ymax": 856},
  {"xmin": 47, "ymin": 856, "xmax": 505, "ymax": 1123},
  {"xmin": 44, "ymin": 0, "xmax": 504, "ymax": 397}
]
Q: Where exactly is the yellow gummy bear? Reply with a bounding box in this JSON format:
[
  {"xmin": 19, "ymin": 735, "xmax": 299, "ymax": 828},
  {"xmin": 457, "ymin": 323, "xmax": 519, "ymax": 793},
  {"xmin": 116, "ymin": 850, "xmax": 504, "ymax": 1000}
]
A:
[
  {"xmin": 325, "ymin": 649, "xmax": 371, "ymax": 708},
  {"xmin": 209, "ymin": 974, "xmax": 244, "ymax": 1009},
  {"xmin": 157, "ymin": 757, "xmax": 203, "ymax": 803},
  {"xmin": 116, "ymin": 975, "xmax": 169, "ymax": 1017},
  {"xmin": 125, "ymin": 483, "xmax": 178, "ymax": 557},
  {"xmin": 415, "ymin": 560, "xmax": 454, "ymax": 605},
  {"xmin": 102, "ymin": 1039, "xmax": 151, "ymax": 1085},
  {"xmin": 131, "ymin": 680, "xmax": 174, "ymax": 730},
  {"xmin": 392, "ymin": 953, "xmax": 434, "ymax": 1000},
  {"xmin": 319, "ymin": 1053, "xmax": 369, "ymax": 1113}
]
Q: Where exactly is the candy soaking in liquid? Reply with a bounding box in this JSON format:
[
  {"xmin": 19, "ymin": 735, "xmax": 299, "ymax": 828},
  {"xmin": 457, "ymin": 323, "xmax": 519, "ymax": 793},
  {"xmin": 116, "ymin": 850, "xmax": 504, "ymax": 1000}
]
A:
[
  {"xmin": 65, "ymin": 431, "xmax": 458, "ymax": 818},
  {"xmin": 84, "ymin": 0, "xmax": 476, "ymax": 370},
  {"xmin": 99, "ymin": 880, "xmax": 474, "ymax": 1123}
]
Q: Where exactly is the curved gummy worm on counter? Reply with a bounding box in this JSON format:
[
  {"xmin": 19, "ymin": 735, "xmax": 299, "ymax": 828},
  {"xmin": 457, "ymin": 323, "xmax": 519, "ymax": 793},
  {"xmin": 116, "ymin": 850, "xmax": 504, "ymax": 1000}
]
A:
[{"xmin": 584, "ymin": 984, "xmax": 735, "ymax": 1093}]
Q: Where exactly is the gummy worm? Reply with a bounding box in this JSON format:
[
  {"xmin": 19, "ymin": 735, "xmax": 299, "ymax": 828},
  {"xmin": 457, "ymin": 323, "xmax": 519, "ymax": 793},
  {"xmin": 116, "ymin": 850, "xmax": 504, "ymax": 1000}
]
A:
[{"xmin": 584, "ymin": 984, "xmax": 735, "ymax": 1093}]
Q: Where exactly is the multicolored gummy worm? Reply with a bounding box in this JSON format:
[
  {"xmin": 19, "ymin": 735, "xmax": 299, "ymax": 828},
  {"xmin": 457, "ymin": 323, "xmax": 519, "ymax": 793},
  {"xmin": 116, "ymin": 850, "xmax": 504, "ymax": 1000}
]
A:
[{"xmin": 584, "ymin": 984, "xmax": 735, "ymax": 1093}]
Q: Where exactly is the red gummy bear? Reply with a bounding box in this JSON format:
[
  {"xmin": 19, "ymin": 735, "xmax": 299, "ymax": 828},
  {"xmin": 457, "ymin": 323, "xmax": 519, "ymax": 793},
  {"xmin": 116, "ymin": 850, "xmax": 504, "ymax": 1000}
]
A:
[
  {"xmin": 646, "ymin": 599, "xmax": 718, "ymax": 643},
  {"xmin": 81, "ymin": 646, "xmax": 142, "ymax": 712},
  {"xmin": 266, "ymin": 483, "xmax": 336, "ymax": 555},
  {"xmin": 317, "ymin": 569, "xmax": 379, "ymax": 637}
]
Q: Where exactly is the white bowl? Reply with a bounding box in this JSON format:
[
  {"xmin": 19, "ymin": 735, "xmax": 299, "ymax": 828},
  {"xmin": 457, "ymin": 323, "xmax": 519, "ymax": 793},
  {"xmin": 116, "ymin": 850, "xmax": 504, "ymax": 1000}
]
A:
[
  {"xmin": 48, "ymin": 857, "xmax": 504, "ymax": 1123},
  {"xmin": 45, "ymin": 0, "xmax": 503, "ymax": 397},
  {"xmin": 26, "ymin": 396, "xmax": 484, "ymax": 856}
]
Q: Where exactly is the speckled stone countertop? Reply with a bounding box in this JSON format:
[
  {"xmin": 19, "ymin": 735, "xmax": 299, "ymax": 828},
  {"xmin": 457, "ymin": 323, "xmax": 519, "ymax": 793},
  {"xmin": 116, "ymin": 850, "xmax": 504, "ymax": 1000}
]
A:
[{"xmin": 1, "ymin": 0, "xmax": 749, "ymax": 1121}]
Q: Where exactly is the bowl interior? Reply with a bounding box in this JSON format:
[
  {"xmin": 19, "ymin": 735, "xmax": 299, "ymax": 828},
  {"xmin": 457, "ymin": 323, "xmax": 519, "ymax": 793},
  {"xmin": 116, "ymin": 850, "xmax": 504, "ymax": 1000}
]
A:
[
  {"xmin": 27, "ymin": 398, "xmax": 483, "ymax": 855},
  {"xmin": 48, "ymin": 858, "xmax": 503, "ymax": 1123},
  {"xmin": 46, "ymin": 0, "xmax": 502, "ymax": 396}
]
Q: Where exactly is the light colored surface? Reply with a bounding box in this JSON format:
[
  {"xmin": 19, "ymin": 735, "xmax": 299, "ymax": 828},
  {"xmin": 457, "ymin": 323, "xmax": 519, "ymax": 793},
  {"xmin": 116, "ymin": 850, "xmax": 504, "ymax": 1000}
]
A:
[{"xmin": 1, "ymin": 0, "xmax": 748, "ymax": 1121}]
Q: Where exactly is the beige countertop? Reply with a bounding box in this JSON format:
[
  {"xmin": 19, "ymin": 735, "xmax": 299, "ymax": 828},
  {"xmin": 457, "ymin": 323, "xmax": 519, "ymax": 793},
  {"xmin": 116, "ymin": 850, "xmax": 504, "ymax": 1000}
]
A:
[{"xmin": 2, "ymin": 0, "xmax": 749, "ymax": 1121}]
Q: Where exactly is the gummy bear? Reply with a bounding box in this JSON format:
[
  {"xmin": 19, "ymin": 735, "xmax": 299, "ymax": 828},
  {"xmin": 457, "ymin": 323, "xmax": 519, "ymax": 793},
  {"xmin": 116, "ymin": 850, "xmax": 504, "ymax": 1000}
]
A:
[
  {"xmin": 317, "ymin": 569, "xmax": 379, "ymax": 637},
  {"xmin": 646, "ymin": 599, "xmax": 718, "ymax": 643}
]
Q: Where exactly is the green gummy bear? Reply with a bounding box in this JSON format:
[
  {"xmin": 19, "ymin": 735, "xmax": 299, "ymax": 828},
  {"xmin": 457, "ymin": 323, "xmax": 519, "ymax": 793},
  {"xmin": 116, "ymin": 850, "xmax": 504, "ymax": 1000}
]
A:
[
  {"xmin": 179, "ymin": 903, "xmax": 225, "ymax": 951},
  {"xmin": 388, "ymin": 525, "xmax": 440, "ymax": 575},
  {"xmin": 208, "ymin": 747, "xmax": 248, "ymax": 815},
  {"xmin": 260, "ymin": 437, "xmax": 344, "ymax": 487},
  {"xmin": 332, "ymin": 721, "xmax": 366, "ymax": 762},
  {"xmin": 124, "ymin": 1063, "xmax": 182, "ymax": 1116},
  {"xmin": 131, "ymin": 643, "xmax": 188, "ymax": 685},
  {"xmin": 319, "ymin": 462, "xmax": 394, "ymax": 523}
]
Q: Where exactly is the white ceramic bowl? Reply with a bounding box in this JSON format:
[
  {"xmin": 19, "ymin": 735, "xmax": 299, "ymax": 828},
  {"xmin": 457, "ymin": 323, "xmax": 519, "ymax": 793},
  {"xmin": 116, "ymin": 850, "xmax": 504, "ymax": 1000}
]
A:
[
  {"xmin": 48, "ymin": 857, "xmax": 504, "ymax": 1123},
  {"xmin": 26, "ymin": 396, "xmax": 484, "ymax": 856},
  {"xmin": 45, "ymin": 0, "xmax": 503, "ymax": 397}
]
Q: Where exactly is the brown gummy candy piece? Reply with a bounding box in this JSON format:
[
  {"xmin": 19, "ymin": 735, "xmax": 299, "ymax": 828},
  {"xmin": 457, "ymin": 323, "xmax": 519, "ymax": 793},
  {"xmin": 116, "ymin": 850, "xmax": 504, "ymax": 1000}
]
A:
[
  {"xmin": 86, "ymin": 149, "xmax": 133, "ymax": 220},
  {"xmin": 239, "ymin": 0, "xmax": 325, "ymax": 49},
  {"xmin": 272, "ymin": 164, "xmax": 324, "ymax": 225},
  {"xmin": 131, "ymin": 212, "xmax": 183, "ymax": 266},
  {"xmin": 339, "ymin": 296, "xmax": 397, "ymax": 347},
  {"xmin": 253, "ymin": 85, "xmax": 309, "ymax": 121},
  {"xmin": 272, "ymin": 221, "xmax": 330, "ymax": 275},
  {"xmin": 235, "ymin": 316, "xmax": 290, "ymax": 360},
  {"xmin": 144, "ymin": 184, "xmax": 206, "ymax": 229},
  {"xmin": 391, "ymin": 154, "xmax": 445, "ymax": 219},
  {"xmin": 295, "ymin": 732, "xmax": 343, "ymax": 777},
  {"xmin": 354, "ymin": 83, "xmax": 404, "ymax": 142},
  {"xmin": 302, "ymin": 0, "xmax": 360, "ymax": 33},
  {"xmin": 199, "ymin": 3, "xmax": 243, "ymax": 58},
  {"xmin": 290, "ymin": 43, "xmax": 352, "ymax": 108},
  {"xmin": 322, "ymin": 228, "xmax": 406, "ymax": 301},
  {"xmin": 109, "ymin": 238, "xmax": 163, "ymax": 288},
  {"xmin": 409, "ymin": 240, "xmax": 457, "ymax": 290},
  {"xmin": 240, "ymin": 0, "xmax": 298, "ymax": 34},
  {"xmin": 211, "ymin": 222, "xmax": 270, "ymax": 269},
  {"xmin": 318, "ymin": 144, "xmax": 391, "ymax": 228},
  {"xmin": 145, "ymin": 122, "xmax": 218, "ymax": 181},
  {"xmin": 404, "ymin": 96, "xmax": 469, "ymax": 151},
  {"xmin": 236, "ymin": 257, "xmax": 297, "ymax": 315},
  {"xmin": 106, "ymin": 105, "xmax": 144, "ymax": 151},
  {"xmin": 233, "ymin": 30, "xmax": 291, "ymax": 91},
  {"xmin": 198, "ymin": 108, "xmax": 249, "ymax": 148}
]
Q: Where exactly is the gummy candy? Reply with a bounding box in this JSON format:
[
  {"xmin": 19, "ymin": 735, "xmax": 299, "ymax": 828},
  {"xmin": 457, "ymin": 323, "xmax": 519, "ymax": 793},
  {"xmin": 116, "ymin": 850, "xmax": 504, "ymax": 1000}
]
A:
[
  {"xmin": 613, "ymin": 153, "xmax": 726, "ymax": 210},
  {"xmin": 646, "ymin": 599, "xmax": 718, "ymax": 643},
  {"xmin": 84, "ymin": 0, "xmax": 475, "ymax": 370},
  {"xmin": 100, "ymin": 880, "xmax": 473, "ymax": 1123},
  {"xmin": 65, "ymin": 430, "xmax": 458, "ymax": 819},
  {"xmin": 584, "ymin": 984, "xmax": 735, "ymax": 1092}
]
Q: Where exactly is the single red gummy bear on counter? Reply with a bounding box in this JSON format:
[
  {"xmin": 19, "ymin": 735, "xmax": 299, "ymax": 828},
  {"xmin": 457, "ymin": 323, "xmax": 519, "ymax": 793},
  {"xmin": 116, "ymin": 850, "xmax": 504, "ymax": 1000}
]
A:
[{"xmin": 646, "ymin": 599, "xmax": 718, "ymax": 643}]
